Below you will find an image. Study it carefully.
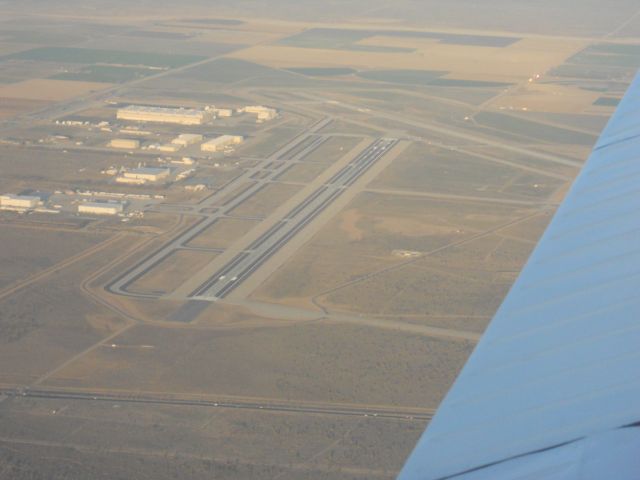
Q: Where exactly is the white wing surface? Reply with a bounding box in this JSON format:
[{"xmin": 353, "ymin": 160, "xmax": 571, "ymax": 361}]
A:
[{"xmin": 398, "ymin": 71, "xmax": 640, "ymax": 480}]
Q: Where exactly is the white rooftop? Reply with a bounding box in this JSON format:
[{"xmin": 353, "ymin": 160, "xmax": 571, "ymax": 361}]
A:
[
  {"xmin": 129, "ymin": 167, "xmax": 171, "ymax": 175},
  {"xmin": 0, "ymin": 193, "xmax": 40, "ymax": 201},
  {"xmin": 120, "ymin": 105, "xmax": 205, "ymax": 117}
]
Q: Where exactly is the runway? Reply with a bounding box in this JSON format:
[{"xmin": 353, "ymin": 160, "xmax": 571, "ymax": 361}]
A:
[
  {"xmin": 2, "ymin": 388, "xmax": 433, "ymax": 421},
  {"xmin": 190, "ymin": 138, "xmax": 398, "ymax": 299},
  {"xmin": 106, "ymin": 118, "xmax": 333, "ymax": 297}
]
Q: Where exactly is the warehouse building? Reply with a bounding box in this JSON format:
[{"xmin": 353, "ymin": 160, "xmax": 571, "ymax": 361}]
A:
[
  {"xmin": 157, "ymin": 143, "xmax": 181, "ymax": 153},
  {"xmin": 214, "ymin": 108, "xmax": 234, "ymax": 118},
  {"xmin": 116, "ymin": 167, "xmax": 171, "ymax": 185},
  {"xmin": 201, "ymin": 135, "xmax": 244, "ymax": 152},
  {"xmin": 171, "ymin": 134, "xmax": 203, "ymax": 147},
  {"xmin": 117, "ymin": 105, "xmax": 214, "ymax": 125},
  {"xmin": 241, "ymin": 105, "xmax": 277, "ymax": 121},
  {"xmin": 0, "ymin": 193, "xmax": 40, "ymax": 211},
  {"xmin": 110, "ymin": 138, "xmax": 140, "ymax": 149},
  {"xmin": 78, "ymin": 201, "xmax": 125, "ymax": 216}
]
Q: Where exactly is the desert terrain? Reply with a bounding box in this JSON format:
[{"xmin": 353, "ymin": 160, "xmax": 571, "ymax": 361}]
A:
[{"xmin": 0, "ymin": 1, "xmax": 639, "ymax": 478}]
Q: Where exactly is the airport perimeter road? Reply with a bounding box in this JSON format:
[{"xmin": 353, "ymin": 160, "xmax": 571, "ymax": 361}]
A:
[
  {"xmin": 190, "ymin": 138, "xmax": 398, "ymax": 300},
  {"xmin": 106, "ymin": 118, "xmax": 332, "ymax": 297},
  {"xmin": 1, "ymin": 388, "xmax": 433, "ymax": 422}
]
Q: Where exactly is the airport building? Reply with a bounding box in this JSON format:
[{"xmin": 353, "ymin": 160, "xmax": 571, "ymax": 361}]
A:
[
  {"xmin": 214, "ymin": 108, "xmax": 234, "ymax": 118},
  {"xmin": 116, "ymin": 167, "xmax": 171, "ymax": 185},
  {"xmin": 110, "ymin": 138, "xmax": 140, "ymax": 149},
  {"xmin": 201, "ymin": 135, "xmax": 244, "ymax": 152},
  {"xmin": 157, "ymin": 143, "xmax": 181, "ymax": 153},
  {"xmin": 119, "ymin": 128, "xmax": 152, "ymax": 137},
  {"xmin": 117, "ymin": 105, "xmax": 214, "ymax": 125},
  {"xmin": 171, "ymin": 134, "xmax": 203, "ymax": 147},
  {"xmin": 0, "ymin": 193, "xmax": 40, "ymax": 210},
  {"xmin": 241, "ymin": 105, "xmax": 277, "ymax": 121},
  {"xmin": 78, "ymin": 201, "xmax": 125, "ymax": 216}
]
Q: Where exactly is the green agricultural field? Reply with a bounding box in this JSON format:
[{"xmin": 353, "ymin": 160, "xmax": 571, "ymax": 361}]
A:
[
  {"xmin": 287, "ymin": 67, "xmax": 357, "ymax": 76},
  {"xmin": 358, "ymin": 69, "xmax": 447, "ymax": 84},
  {"xmin": 279, "ymin": 28, "xmax": 519, "ymax": 51},
  {"xmin": 51, "ymin": 65, "xmax": 156, "ymax": 83},
  {"xmin": 181, "ymin": 57, "xmax": 299, "ymax": 84},
  {"xmin": 279, "ymin": 28, "xmax": 373, "ymax": 49},
  {"xmin": 357, "ymin": 70, "xmax": 511, "ymax": 88},
  {"xmin": 562, "ymin": 44, "xmax": 640, "ymax": 72},
  {"xmin": 570, "ymin": 52, "xmax": 640, "ymax": 68},
  {"xmin": 594, "ymin": 96, "xmax": 621, "ymax": 106},
  {"xmin": 0, "ymin": 29, "xmax": 85, "ymax": 44},
  {"xmin": 590, "ymin": 44, "xmax": 640, "ymax": 55},
  {"xmin": 5, "ymin": 47, "xmax": 205, "ymax": 68}
]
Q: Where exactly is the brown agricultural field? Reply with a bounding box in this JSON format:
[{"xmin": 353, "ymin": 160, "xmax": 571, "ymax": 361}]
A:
[
  {"xmin": 0, "ymin": 78, "xmax": 111, "ymax": 101},
  {"xmin": 0, "ymin": 97, "xmax": 50, "ymax": 118}
]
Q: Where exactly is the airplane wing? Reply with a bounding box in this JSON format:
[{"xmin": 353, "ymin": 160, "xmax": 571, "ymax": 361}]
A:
[{"xmin": 398, "ymin": 71, "xmax": 640, "ymax": 480}]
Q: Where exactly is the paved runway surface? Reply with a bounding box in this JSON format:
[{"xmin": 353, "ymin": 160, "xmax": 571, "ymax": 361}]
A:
[
  {"xmin": 191, "ymin": 138, "xmax": 398, "ymax": 299},
  {"xmin": 2, "ymin": 388, "xmax": 432, "ymax": 421},
  {"xmin": 106, "ymin": 118, "xmax": 333, "ymax": 297}
]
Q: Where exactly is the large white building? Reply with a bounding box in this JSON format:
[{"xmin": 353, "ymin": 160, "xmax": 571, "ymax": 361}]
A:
[
  {"xmin": 117, "ymin": 105, "xmax": 214, "ymax": 125},
  {"xmin": 214, "ymin": 108, "xmax": 234, "ymax": 118},
  {"xmin": 78, "ymin": 201, "xmax": 125, "ymax": 216},
  {"xmin": 0, "ymin": 193, "xmax": 40, "ymax": 210},
  {"xmin": 116, "ymin": 167, "xmax": 171, "ymax": 185},
  {"xmin": 171, "ymin": 134, "xmax": 203, "ymax": 147},
  {"xmin": 110, "ymin": 138, "xmax": 140, "ymax": 149},
  {"xmin": 201, "ymin": 135, "xmax": 244, "ymax": 152},
  {"xmin": 241, "ymin": 105, "xmax": 277, "ymax": 121},
  {"xmin": 157, "ymin": 143, "xmax": 181, "ymax": 153}
]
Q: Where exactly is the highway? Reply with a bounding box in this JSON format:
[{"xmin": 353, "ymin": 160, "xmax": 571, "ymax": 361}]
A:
[
  {"xmin": 1, "ymin": 388, "xmax": 433, "ymax": 422},
  {"xmin": 190, "ymin": 138, "xmax": 398, "ymax": 299},
  {"xmin": 106, "ymin": 118, "xmax": 333, "ymax": 297}
]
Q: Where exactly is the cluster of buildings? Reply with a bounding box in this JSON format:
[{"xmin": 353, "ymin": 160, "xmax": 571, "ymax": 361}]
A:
[
  {"xmin": 116, "ymin": 104, "xmax": 277, "ymax": 126},
  {"xmin": 102, "ymin": 156, "xmax": 207, "ymax": 189},
  {"xmin": 172, "ymin": 134, "xmax": 203, "ymax": 147},
  {"xmin": 109, "ymin": 103, "xmax": 276, "ymax": 155},
  {"xmin": 0, "ymin": 193, "xmax": 129, "ymax": 217},
  {"xmin": 109, "ymin": 132, "xmax": 244, "ymax": 155},
  {"xmin": 152, "ymin": 133, "xmax": 204, "ymax": 153}
]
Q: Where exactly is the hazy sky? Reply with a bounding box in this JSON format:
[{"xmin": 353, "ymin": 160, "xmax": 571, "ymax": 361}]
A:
[{"xmin": 3, "ymin": 0, "xmax": 640, "ymax": 37}]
